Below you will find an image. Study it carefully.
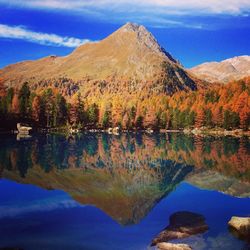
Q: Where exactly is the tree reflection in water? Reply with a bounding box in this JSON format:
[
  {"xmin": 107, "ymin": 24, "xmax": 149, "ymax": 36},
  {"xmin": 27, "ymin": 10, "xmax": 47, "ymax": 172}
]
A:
[{"xmin": 0, "ymin": 133, "xmax": 249, "ymax": 224}]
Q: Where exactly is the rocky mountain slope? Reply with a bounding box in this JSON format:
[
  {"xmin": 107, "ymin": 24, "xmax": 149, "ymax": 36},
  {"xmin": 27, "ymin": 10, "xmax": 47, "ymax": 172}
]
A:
[
  {"xmin": 186, "ymin": 170, "xmax": 250, "ymax": 198},
  {"xmin": 0, "ymin": 22, "xmax": 197, "ymax": 96},
  {"xmin": 189, "ymin": 55, "xmax": 250, "ymax": 83}
]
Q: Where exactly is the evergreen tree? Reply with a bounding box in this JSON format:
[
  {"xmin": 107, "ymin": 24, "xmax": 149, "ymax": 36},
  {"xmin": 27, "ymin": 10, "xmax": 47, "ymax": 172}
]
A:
[
  {"xmin": 18, "ymin": 82, "xmax": 30, "ymax": 117},
  {"xmin": 102, "ymin": 109, "xmax": 111, "ymax": 128},
  {"xmin": 6, "ymin": 88, "xmax": 14, "ymax": 112},
  {"xmin": 76, "ymin": 93, "xmax": 85, "ymax": 125},
  {"xmin": 129, "ymin": 106, "xmax": 136, "ymax": 125},
  {"xmin": 54, "ymin": 93, "xmax": 67, "ymax": 126},
  {"xmin": 40, "ymin": 89, "xmax": 54, "ymax": 127},
  {"xmin": 223, "ymin": 110, "xmax": 240, "ymax": 130},
  {"xmin": 185, "ymin": 110, "xmax": 195, "ymax": 128},
  {"xmin": 87, "ymin": 103, "xmax": 99, "ymax": 127},
  {"xmin": 204, "ymin": 108, "xmax": 213, "ymax": 127},
  {"xmin": 135, "ymin": 115, "xmax": 143, "ymax": 129},
  {"xmin": 158, "ymin": 111, "xmax": 167, "ymax": 128}
]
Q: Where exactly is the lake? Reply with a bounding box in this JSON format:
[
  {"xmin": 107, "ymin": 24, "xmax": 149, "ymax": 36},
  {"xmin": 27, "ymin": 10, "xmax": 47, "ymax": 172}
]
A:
[{"xmin": 0, "ymin": 132, "xmax": 249, "ymax": 250}]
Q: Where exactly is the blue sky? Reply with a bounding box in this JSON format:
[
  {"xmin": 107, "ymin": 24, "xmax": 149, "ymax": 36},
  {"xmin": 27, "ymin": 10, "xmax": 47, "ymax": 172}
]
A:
[{"xmin": 0, "ymin": 0, "xmax": 250, "ymax": 68}]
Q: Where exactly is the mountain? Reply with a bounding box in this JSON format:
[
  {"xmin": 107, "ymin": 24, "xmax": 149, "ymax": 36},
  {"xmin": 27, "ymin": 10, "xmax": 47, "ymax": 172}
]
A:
[
  {"xmin": 186, "ymin": 170, "xmax": 250, "ymax": 198},
  {"xmin": 189, "ymin": 55, "xmax": 250, "ymax": 83},
  {"xmin": 1, "ymin": 161, "xmax": 192, "ymax": 225},
  {"xmin": 0, "ymin": 22, "xmax": 197, "ymax": 96}
]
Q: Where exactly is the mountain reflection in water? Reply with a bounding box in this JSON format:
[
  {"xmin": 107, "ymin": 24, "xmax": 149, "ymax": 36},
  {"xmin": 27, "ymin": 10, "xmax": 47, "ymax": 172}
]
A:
[{"xmin": 0, "ymin": 133, "xmax": 249, "ymax": 226}]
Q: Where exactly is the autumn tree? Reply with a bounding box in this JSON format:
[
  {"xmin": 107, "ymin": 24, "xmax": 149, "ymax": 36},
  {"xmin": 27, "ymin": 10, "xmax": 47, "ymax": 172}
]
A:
[
  {"xmin": 239, "ymin": 105, "xmax": 249, "ymax": 130},
  {"xmin": 122, "ymin": 111, "xmax": 130, "ymax": 129},
  {"xmin": 212, "ymin": 106, "xmax": 223, "ymax": 128},
  {"xmin": 195, "ymin": 109, "xmax": 205, "ymax": 128},
  {"xmin": 31, "ymin": 96, "xmax": 41, "ymax": 122},
  {"xmin": 144, "ymin": 107, "xmax": 158, "ymax": 129},
  {"xmin": 112, "ymin": 100, "xmax": 123, "ymax": 126},
  {"xmin": 68, "ymin": 103, "xmax": 77, "ymax": 126},
  {"xmin": 11, "ymin": 93, "xmax": 19, "ymax": 114}
]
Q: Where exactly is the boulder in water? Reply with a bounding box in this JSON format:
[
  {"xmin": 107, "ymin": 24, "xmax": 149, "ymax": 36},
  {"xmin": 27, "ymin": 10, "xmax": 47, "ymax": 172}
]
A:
[
  {"xmin": 228, "ymin": 216, "xmax": 250, "ymax": 241},
  {"xmin": 152, "ymin": 211, "xmax": 208, "ymax": 245}
]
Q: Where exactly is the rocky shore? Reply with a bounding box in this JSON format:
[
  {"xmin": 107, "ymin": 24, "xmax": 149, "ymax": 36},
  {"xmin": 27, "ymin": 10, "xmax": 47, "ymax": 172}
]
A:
[{"xmin": 183, "ymin": 128, "xmax": 250, "ymax": 137}]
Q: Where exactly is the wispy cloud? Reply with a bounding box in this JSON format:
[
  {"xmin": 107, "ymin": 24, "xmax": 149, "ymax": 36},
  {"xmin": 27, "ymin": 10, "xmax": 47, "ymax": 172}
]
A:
[
  {"xmin": 1, "ymin": 0, "xmax": 250, "ymax": 16},
  {"xmin": 1, "ymin": 0, "xmax": 249, "ymax": 29},
  {"xmin": 0, "ymin": 195, "xmax": 81, "ymax": 218},
  {"xmin": 0, "ymin": 24, "xmax": 93, "ymax": 47}
]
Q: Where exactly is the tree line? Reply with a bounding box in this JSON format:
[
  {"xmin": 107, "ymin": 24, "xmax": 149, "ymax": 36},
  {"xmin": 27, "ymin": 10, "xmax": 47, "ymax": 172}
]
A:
[{"xmin": 0, "ymin": 77, "xmax": 249, "ymax": 131}]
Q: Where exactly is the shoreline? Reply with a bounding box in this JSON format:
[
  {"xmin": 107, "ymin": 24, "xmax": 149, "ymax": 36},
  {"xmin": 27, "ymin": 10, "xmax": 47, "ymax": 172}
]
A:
[
  {"xmin": 0, "ymin": 127, "xmax": 249, "ymax": 138},
  {"xmin": 182, "ymin": 128, "xmax": 250, "ymax": 137}
]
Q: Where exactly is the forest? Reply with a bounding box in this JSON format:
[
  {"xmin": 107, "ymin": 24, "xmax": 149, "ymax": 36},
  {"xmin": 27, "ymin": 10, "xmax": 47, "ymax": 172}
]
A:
[{"xmin": 0, "ymin": 77, "xmax": 249, "ymax": 131}]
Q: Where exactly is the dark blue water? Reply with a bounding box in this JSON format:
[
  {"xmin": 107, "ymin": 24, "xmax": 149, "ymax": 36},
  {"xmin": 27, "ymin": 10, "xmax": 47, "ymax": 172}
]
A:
[{"xmin": 0, "ymin": 133, "xmax": 249, "ymax": 250}]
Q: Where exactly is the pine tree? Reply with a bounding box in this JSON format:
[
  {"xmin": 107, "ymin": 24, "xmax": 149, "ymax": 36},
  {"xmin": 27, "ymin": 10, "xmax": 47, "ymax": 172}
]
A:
[
  {"xmin": 41, "ymin": 89, "xmax": 54, "ymax": 127},
  {"xmin": 102, "ymin": 109, "xmax": 111, "ymax": 128},
  {"xmin": 204, "ymin": 108, "xmax": 213, "ymax": 127},
  {"xmin": 87, "ymin": 103, "xmax": 99, "ymax": 127},
  {"xmin": 76, "ymin": 93, "xmax": 85, "ymax": 125},
  {"xmin": 18, "ymin": 82, "xmax": 30, "ymax": 117},
  {"xmin": 6, "ymin": 88, "xmax": 14, "ymax": 112}
]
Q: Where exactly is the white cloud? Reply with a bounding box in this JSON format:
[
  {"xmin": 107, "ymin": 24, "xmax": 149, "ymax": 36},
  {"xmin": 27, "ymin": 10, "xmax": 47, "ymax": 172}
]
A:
[
  {"xmin": 1, "ymin": 0, "xmax": 250, "ymax": 15},
  {"xmin": 0, "ymin": 195, "xmax": 81, "ymax": 218},
  {"xmin": 0, "ymin": 24, "xmax": 93, "ymax": 47}
]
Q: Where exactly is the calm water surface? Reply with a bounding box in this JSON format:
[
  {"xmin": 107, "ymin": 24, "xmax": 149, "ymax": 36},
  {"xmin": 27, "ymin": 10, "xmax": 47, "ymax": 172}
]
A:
[{"xmin": 0, "ymin": 133, "xmax": 250, "ymax": 250}]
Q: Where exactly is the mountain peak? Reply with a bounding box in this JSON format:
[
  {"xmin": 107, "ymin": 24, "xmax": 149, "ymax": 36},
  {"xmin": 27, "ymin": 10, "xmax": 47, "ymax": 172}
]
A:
[
  {"xmin": 0, "ymin": 22, "xmax": 196, "ymax": 95},
  {"xmin": 120, "ymin": 22, "xmax": 141, "ymax": 32},
  {"xmin": 117, "ymin": 22, "xmax": 153, "ymax": 40},
  {"xmin": 119, "ymin": 22, "xmax": 150, "ymax": 35},
  {"xmin": 190, "ymin": 55, "xmax": 250, "ymax": 83},
  {"xmin": 115, "ymin": 22, "xmax": 177, "ymax": 64}
]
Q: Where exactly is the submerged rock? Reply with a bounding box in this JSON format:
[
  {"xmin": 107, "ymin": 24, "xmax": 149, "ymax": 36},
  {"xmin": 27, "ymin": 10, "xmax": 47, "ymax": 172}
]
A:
[
  {"xmin": 228, "ymin": 216, "xmax": 250, "ymax": 241},
  {"xmin": 157, "ymin": 242, "xmax": 192, "ymax": 250},
  {"xmin": 152, "ymin": 211, "xmax": 208, "ymax": 245}
]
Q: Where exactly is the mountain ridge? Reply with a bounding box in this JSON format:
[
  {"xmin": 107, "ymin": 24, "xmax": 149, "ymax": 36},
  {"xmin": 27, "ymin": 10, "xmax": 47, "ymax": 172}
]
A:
[
  {"xmin": 0, "ymin": 22, "xmax": 197, "ymax": 96},
  {"xmin": 189, "ymin": 55, "xmax": 250, "ymax": 83}
]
